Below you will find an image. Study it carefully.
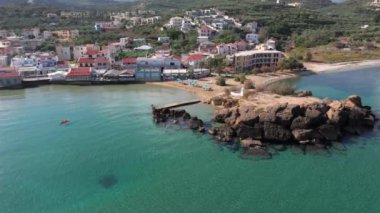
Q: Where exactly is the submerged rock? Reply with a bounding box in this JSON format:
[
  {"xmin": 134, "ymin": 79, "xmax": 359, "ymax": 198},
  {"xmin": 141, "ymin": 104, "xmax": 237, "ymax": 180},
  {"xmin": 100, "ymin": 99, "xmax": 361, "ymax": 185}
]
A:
[{"xmin": 98, "ymin": 175, "xmax": 118, "ymax": 189}]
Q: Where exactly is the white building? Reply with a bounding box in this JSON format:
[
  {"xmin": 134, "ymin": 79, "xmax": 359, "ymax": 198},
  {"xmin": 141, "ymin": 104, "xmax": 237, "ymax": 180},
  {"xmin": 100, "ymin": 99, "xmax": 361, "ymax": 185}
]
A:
[
  {"xmin": 0, "ymin": 55, "xmax": 8, "ymax": 67},
  {"xmin": 43, "ymin": 31, "xmax": 53, "ymax": 40},
  {"xmin": 181, "ymin": 18, "xmax": 192, "ymax": 31},
  {"xmin": 229, "ymin": 49, "xmax": 285, "ymax": 72},
  {"xmin": 266, "ymin": 39, "xmax": 276, "ymax": 50},
  {"xmin": 244, "ymin": 21, "xmax": 258, "ymax": 32},
  {"xmin": 169, "ymin": 17, "xmax": 183, "ymax": 29},
  {"xmin": 198, "ymin": 26, "xmax": 213, "ymax": 38},
  {"xmin": 245, "ymin": 33, "xmax": 259, "ymax": 43},
  {"xmin": 158, "ymin": 37, "xmax": 170, "ymax": 43}
]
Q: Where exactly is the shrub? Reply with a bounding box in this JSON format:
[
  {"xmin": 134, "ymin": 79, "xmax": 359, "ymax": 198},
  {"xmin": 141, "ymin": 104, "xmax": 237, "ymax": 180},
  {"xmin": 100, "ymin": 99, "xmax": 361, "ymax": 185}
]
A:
[
  {"xmin": 267, "ymin": 82, "xmax": 295, "ymax": 96},
  {"xmin": 216, "ymin": 76, "xmax": 226, "ymax": 86},
  {"xmin": 243, "ymin": 79, "xmax": 255, "ymax": 89},
  {"xmin": 234, "ymin": 73, "xmax": 246, "ymax": 84},
  {"xmin": 304, "ymin": 52, "xmax": 313, "ymax": 62},
  {"xmin": 224, "ymin": 88, "xmax": 231, "ymax": 96}
]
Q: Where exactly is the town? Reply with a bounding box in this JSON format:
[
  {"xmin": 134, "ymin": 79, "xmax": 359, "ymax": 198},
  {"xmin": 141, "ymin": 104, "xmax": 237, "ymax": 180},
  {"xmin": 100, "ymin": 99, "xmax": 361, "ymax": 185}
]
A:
[{"xmin": 0, "ymin": 7, "xmax": 289, "ymax": 89}]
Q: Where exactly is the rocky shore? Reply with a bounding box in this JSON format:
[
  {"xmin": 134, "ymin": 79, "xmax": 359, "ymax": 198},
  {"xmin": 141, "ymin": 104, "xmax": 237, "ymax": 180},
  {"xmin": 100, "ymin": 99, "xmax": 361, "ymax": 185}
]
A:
[{"xmin": 152, "ymin": 95, "xmax": 377, "ymax": 158}]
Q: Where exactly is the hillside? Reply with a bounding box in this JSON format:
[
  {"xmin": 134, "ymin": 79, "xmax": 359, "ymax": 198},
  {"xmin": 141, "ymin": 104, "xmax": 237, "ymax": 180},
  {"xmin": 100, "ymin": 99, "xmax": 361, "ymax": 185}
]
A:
[{"xmin": 0, "ymin": 0, "xmax": 135, "ymax": 7}]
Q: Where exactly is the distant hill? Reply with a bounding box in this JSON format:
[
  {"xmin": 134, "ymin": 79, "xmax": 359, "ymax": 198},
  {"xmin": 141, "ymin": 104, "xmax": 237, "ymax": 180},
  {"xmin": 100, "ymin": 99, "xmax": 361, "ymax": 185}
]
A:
[{"xmin": 0, "ymin": 0, "xmax": 135, "ymax": 7}]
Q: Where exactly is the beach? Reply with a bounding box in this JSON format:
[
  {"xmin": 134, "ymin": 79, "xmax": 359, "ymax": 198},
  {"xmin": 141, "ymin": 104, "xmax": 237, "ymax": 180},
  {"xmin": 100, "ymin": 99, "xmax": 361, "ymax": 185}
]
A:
[{"xmin": 149, "ymin": 59, "xmax": 380, "ymax": 108}]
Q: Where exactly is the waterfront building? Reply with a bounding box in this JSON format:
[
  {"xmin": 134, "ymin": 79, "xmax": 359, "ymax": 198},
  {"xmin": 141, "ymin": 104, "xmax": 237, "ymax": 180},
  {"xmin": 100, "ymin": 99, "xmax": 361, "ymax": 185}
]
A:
[
  {"xmin": 186, "ymin": 54, "xmax": 208, "ymax": 68},
  {"xmin": 0, "ymin": 67, "xmax": 22, "ymax": 89},
  {"xmin": 66, "ymin": 67, "xmax": 94, "ymax": 81},
  {"xmin": 228, "ymin": 49, "xmax": 285, "ymax": 72}
]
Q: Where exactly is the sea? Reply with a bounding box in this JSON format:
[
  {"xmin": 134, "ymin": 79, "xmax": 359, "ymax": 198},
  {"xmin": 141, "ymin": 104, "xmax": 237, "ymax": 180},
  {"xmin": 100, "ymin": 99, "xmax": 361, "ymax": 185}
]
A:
[{"xmin": 1, "ymin": 66, "xmax": 380, "ymax": 212}]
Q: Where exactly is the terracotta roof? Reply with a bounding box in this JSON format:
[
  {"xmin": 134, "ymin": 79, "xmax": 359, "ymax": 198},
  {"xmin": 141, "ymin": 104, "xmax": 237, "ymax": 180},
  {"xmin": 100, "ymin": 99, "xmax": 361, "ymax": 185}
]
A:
[
  {"xmin": 67, "ymin": 67, "xmax": 92, "ymax": 77},
  {"xmin": 188, "ymin": 54, "xmax": 207, "ymax": 61},
  {"xmin": 122, "ymin": 58, "xmax": 137, "ymax": 64},
  {"xmin": 200, "ymin": 25, "xmax": 211, "ymax": 31},
  {"xmin": 0, "ymin": 71, "xmax": 19, "ymax": 78},
  {"xmin": 78, "ymin": 58, "xmax": 95, "ymax": 63},
  {"xmin": 95, "ymin": 57, "xmax": 110, "ymax": 63},
  {"xmin": 57, "ymin": 61, "xmax": 69, "ymax": 65},
  {"xmin": 171, "ymin": 55, "xmax": 181, "ymax": 61},
  {"xmin": 86, "ymin": 50, "xmax": 100, "ymax": 55}
]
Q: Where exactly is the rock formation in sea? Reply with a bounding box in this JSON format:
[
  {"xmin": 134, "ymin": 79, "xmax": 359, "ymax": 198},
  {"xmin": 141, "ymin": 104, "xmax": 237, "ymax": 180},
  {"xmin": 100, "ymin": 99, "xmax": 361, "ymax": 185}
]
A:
[{"xmin": 152, "ymin": 95, "xmax": 377, "ymax": 158}]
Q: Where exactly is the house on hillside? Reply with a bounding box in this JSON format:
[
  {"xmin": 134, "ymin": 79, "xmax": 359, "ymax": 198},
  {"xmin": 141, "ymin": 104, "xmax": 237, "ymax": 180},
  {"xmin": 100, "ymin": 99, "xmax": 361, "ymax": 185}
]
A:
[
  {"xmin": 199, "ymin": 41, "xmax": 217, "ymax": 54},
  {"xmin": 246, "ymin": 33, "xmax": 260, "ymax": 43},
  {"xmin": 198, "ymin": 26, "xmax": 214, "ymax": 38},
  {"xmin": 186, "ymin": 54, "xmax": 208, "ymax": 68},
  {"xmin": 243, "ymin": 21, "xmax": 258, "ymax": 33}
]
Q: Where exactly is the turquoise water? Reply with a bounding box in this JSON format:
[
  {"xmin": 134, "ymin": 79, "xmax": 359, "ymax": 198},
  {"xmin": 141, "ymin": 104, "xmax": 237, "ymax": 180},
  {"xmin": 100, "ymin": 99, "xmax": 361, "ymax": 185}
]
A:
[{"xmin": 1, "ymin": 68, "xmax": 380, "ymax": 212}]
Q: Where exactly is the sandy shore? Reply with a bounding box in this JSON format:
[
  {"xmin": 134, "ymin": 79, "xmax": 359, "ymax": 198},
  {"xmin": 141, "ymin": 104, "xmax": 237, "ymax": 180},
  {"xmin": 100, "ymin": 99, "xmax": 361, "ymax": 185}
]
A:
[{"xmin": 304, "ymin": 59, "xmax": 380, "ymax": 73}]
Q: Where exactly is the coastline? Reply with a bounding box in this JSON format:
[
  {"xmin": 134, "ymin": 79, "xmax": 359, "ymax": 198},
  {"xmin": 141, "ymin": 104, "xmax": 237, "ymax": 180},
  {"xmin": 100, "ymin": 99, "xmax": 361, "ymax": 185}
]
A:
[{"xmin": 148, "ymin": 59, "xmax": 380, "ymax": 110}]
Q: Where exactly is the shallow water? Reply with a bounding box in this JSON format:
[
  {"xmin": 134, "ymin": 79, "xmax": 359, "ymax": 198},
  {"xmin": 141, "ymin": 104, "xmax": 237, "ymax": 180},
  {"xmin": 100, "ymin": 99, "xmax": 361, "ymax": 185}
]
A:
[{"xmin": 1, "ymin": 68, "xmax": 380, "ymax": 212}]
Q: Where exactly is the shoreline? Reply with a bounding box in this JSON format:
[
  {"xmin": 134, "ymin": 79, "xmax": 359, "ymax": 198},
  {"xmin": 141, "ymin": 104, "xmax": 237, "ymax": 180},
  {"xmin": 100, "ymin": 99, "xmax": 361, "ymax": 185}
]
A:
[{"xmin": 148, "ymin": 59, "xmax": 380, "ymax": 110}]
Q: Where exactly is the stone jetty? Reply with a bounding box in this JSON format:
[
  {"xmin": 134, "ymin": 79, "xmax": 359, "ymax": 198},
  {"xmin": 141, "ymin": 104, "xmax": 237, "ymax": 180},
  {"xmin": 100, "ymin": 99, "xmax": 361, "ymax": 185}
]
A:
[{"xmin": 152, "ymin": 95, "xmax": 377, "ymax": 157}]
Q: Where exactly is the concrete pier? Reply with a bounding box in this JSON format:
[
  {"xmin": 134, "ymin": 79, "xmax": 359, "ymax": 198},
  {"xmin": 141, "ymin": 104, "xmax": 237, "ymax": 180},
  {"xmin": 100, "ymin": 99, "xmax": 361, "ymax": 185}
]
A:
[{"xmin": 154, "ymin": 99, "xmax": 201, "ymax": 110}]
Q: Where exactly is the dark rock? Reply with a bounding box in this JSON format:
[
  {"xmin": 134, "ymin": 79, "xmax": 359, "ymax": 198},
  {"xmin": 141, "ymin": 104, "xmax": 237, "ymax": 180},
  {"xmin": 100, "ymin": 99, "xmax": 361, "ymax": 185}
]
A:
[
  {"xmin": 245, "ymin": 146, "xmax": 272, "ymax": 159},
  {"xmin": 172, "ymin": 109, "xmax": 186, "ymax": 118},
  {"xmin": 259, "ymin": 111, "xmax": 277, "ymax": 123},
  {"xmin": 347, "ymin": 95, "xmax": 362, "ymax": 108},
  {"xmin": 318, "ymin": 124, "xmax": 340, "ymax": 141},
  {"xmin": 268, "ymin": 103, "xmax": 288, "ymax": 114},
  {"xmin": 362, "ymin": 115, "xmax": 375, "ymax": 128},
  {"xmin": 223, "ymin": 99, "xmax": 239, "ymax": 108},
  {"xmin": 224, "ymin": 108, "xmax": 240, "ymax": 125},
  {"xmin": 295, "ymin": 90, "xmax": 312, "ymax": 97},
  {"xmin": 208, "ymin": 128, "xmax": 218, "ymax": 135},
  {"xmin": 236, "ymin": 123, "xmax": 262, "ymax": 140},
  {"xmin": 238, "ymin": 106, "xmax": 259, "ymax": 126},
  {"xmin": 183, "ymin": 112, "xmax": 191, "ymax": 120},
  {"xmin": 213, "ymin": 108, "xmax": 232, "ymax": 123},
  {"xmin": 199, "ymin": 127, "xmax": 206, "ymax": 133},
  {"xmin": 262, "ymin": 122, "xmax": 292, "ymax": 142},
  {"xmin": 240, "ymin": 138, "xmax": 262, "ymax": 148},
  {"xmin": 305, "ymin": 107, "xmax": 325, "ymax": 126},
  {"xmin": 276, "ymin": 104, "xmax": 302, "ymax": 127},
  {"xmin": 188, "ymin": 117, "xmax": 204, "ymax": 130},
  {"xmin": 326, "ymin": 108, "xmax": 349, "ymax": 125},
  {"xmin": 292, "ymin": 129, "xmax": 315, "ymax": 142},
  {"xmin": 98, "ymin": 175, "xmax": 118, "ymax": 189},
  {"xmin": 211, "ymin": 96, "xmax": 225, "ymax": 106},
  {"xmin": 290, "ymin": 116, "xmax": 312, "ymax": 130},
  {"xmin": 215, "ymin": 126, "xmax": 236, "ymax": 143}
]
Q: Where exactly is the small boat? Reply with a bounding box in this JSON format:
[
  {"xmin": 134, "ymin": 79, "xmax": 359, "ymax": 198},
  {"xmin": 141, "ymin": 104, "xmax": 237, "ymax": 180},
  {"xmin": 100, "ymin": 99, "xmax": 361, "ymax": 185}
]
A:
[{"xmin": 60, "ymin": 120, "xmax": 70, "ymax": 125}]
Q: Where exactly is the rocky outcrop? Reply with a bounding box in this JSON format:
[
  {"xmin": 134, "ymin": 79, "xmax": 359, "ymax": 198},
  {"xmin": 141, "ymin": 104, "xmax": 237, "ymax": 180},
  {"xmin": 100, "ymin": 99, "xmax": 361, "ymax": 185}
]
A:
[
  {"xmin": 295, "ymin": 90, "xmax": 313, "ymax": 97},
  {"xmin": 212, "ymin": 96, "xmax": 376, "ymax": 148},
  {"xmin": 152, "ymin": 107, "xmax": 204, "ymax": 131},
  {"xmin": 153, "ymin": 95, "xmax": 377, "ymax": 158}
]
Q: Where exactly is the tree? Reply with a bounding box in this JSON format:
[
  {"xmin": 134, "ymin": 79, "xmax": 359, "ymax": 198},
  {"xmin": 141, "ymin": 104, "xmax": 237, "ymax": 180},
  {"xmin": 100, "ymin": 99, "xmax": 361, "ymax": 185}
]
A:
[
  {"xmin": 216, "ymin": 30, "xmax": 240, "ymax": 43},
  {"xmin": 278, "ymin": 57, "xmax": 304, "ymax": 71},
  {"xmin": 207, "ymin": 57, "xmax": 226, "ymax": 75},
  {"xmin": 304, "ymin": 52, "xmax": 313, "ymax": 62}
]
